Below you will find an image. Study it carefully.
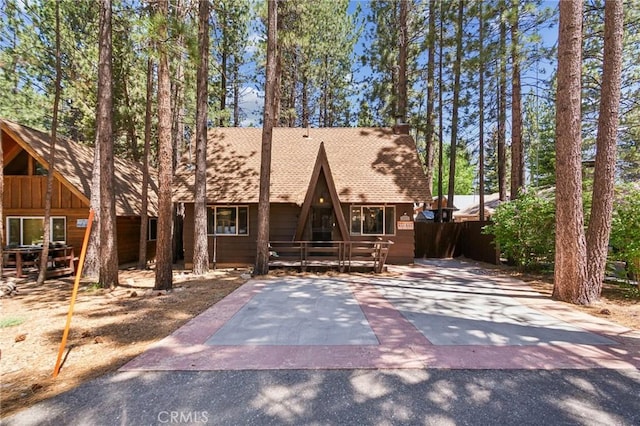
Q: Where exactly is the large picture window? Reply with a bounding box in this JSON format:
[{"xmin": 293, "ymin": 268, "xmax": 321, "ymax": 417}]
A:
[
  {"xmin": 207, "ymin": 206, "xmax": 249, "ymax": 236},
  {"xmin": 350, "ymin": 206, "xmax": 395, "ymax": 236},
  {"xmin": 6, "ymin": 216, "xmax": 66, "ymax": 246}
]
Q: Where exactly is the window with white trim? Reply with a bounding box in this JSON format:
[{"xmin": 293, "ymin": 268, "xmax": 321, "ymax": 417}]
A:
[
  {"xmin": 207, "ymin": 206, "xmax": 249, "ymax": 236},
  {"xmin": 6, "ymin": 216, "xmax": 66, "ymax": 246},
  {"xmin": 350, "ymin": 206, "xmax": 395, "ymax": 236}
]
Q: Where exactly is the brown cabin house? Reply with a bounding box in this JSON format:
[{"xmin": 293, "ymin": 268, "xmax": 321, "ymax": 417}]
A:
[
  {"xmin": 1, "ymin": 119, "xmax": 158, "ymax": 265},
  {"xmin": 174, "ymin": 126, "xmax": 429, "ymax": 268}
]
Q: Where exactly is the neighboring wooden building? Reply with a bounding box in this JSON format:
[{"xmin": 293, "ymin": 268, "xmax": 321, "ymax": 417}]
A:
[
  {"xmin": 453, "ymin": 193, "xmax": 502, "ymax": 222},
  {"xmin": 1, "ymin": 119, "xmax": 158, "ymax": 264},
  {"xmin": 174, "ymin": 126, "xmax": 430, "ymax": 267}
]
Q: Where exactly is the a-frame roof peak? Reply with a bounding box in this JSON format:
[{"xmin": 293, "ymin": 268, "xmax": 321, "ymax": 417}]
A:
[{"xmin": 294, "ymin": 142, "xmax": 349, "ymax": 241}]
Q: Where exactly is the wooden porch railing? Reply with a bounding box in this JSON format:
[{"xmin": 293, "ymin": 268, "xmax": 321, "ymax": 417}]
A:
[{"xmin": 268, "ymin": 240, "xmax": 393, "ymax": 273}]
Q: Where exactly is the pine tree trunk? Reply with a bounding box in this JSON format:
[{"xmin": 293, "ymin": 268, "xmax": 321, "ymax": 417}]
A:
[
  {"xmin": 37, "ymin": 0, "xmax": 62, "ymax": 285},
  {"xmin": 498, "ymin": 0, "xmax": 507, "ymax": 202},
  {"xmin": 85, "ymin": 142, "xmax": 101, "ymax": 278},
  {"xmin": 424, "ymin": 0, "xmax": 436, "ymax": 203},
  {"xmin": 155, "ymin": 0, "xmax": 174, "ymax": 290},
  {"xmin": 193, "ymin": 0, "xmax": 210, "ymax": 275},
  {"xmin": 302, "ymin": 74, "xmax": 309, "ymax": 128},
  {"xmin": 171, "ymin": 0, "xmax": 185, "ymax": 169},
  {"xmin": 122, "ymin": 76, "xmax": 139, "ymax": 161},
  {"xmin": 273, "ymin": 1, "xmax": 283, "ymax": 127},
  {"xmin": 478, "ymin": 0, "xmax": 485, "ymax": 221},
  {"xmin": 437, "ymin": 2, "xmax": 444, "ymax": 222},
  {"xmin": 98, "ymin": 0, "xmax": 118, "ymax": 287},
  {"xmin": 287, "ymin": 56, "xmax": 297, "ymax": 127},
  {"xmin": 85, "ymin": 35, "xmax": 102, "ymax": 280},
  {"xmin": 553, "ymin": 0, "xmax": 586, "ymax": 303},
  {"xmin": 170, "ymin": 4, "xmax": 186, "ymax": 265},
  {"xmin": 322, "ymin": 55, "xmax": 328, "ymax": 127},
  {"xmin": 171, "ymin": 62, "xmax": 184, "ymax": 168},
  {"xmin": 220, "ymin": 43, "xmax": 227, "ymax": 127},
  {"xmin": 447, "ymin": 0, "xmax": 464, "ymax": 209},
  {"xmin": 233, "ymin": 61, "xmax": 240, "ymax": 127},
  {"xmin": 510, "ymin": 2, "xmax": 524, "ymax": 199},
  {"xmin": 0, "ymin": 121, "xmax": 3, "ymax": 277},
  {"xmin": 585, "ymin": 0, "xmax": 624, "ymax": 303},
  {"xmin": 397, "ymin": 0, "xmax": 408, "ymax": 122},
  {"xmin": 138, "ymin": 58, "xmax": 153, "ymax": 269},
  {"xmin": 255, "ymin": 0, "xmax": 278, "ymax": 276}
]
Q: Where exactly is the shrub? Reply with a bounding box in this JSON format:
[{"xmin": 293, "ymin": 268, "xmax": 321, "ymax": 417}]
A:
[
  {"xmin": 609, "ymin": 185, "xmax": 640, "ymax": 281},
  {"xmin": 484, "ymin": 191, "xmax": 556, "ymax": 269}
]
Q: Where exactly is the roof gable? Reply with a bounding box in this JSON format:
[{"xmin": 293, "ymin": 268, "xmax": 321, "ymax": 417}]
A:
[
  {"xmin": 294, "ymin": 142, "xmax": 349, "ymax": 241},
  {"xmin": 1, "ymin": 119, "xmax": 158, "ymax": 216}
]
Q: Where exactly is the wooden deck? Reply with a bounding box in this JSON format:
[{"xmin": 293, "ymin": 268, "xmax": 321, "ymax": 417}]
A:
[{"xmin": 268, "ymin": 240, "xmax": 393, "ymax": 273}]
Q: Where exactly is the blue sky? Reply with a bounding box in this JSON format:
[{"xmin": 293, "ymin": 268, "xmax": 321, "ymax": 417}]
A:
[{"xmin": 239, "ymin": 1, "xmax": 560, "ymax": 128}]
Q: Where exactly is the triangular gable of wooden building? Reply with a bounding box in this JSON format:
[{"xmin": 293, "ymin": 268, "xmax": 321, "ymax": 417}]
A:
[{"xmin": 294, "ymin": 142, "xmax": 349, "ymax": 241}]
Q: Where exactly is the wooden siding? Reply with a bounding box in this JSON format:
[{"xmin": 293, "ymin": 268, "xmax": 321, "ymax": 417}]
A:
[
  {"xmin": 183, "ymin": 203, "xmax": 258, "ymax": 266},
  {"xmin": 269, "ymin": 203, "xmax": 299, "ymax": 240},
  {"xmin": 182, "ymin": 202, "xmax": 416, "ymax": 266},
  {"xmin": 3, "ymin": 209, "xmax": 155, "ymax": 265},
  {"xmin": 3, "ymin": 176, "xmax": 87, "ymax": 210},
  {"xmin": 116, "ymin": 216, "xmax": 157, "ymax": 264},
  {"xmin": 3, "ymin": 130, "xmax": 156, "ymax": 266},
  {"xmin": 183, "ymin": 203, "xmax": 300, "ymax": 266},
  {"xmin": 3, "ymin": 207, "xmax": 89, "ymax": 250}
]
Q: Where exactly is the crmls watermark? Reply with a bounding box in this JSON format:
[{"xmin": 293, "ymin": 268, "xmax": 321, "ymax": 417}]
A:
[{"xmin": 157, "ymin": 411, "xmax": 209, "ymax": 424}]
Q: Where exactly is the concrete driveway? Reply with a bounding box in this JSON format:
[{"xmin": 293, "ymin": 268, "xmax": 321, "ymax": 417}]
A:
[
  {"xmin": 121, "ymin": 258, "xmax": 640, "ymax": 371},
  {"xmin": 6, "ymin": 259, "xmax": 640, "ymax": 426}
]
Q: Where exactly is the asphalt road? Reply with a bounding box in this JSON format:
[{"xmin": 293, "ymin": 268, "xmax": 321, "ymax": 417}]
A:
[{"xmin": 5, "ymin": 368, "xmax": 640, "ymax": 425}]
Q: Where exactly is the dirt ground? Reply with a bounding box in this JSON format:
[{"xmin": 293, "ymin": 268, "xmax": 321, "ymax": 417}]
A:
[
  {"xmin": 0, "ymin": 266, "xmax": 249, "ymax": 418},
  {"xmin": 503, "ymin": 269, "xmax": 640, "ymax": 330},
  {"xmin": 1, "ymin": 263, "xmax": 639, "ymax": 419}
]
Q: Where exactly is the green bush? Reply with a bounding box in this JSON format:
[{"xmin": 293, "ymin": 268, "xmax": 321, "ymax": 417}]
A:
[
  {"xmin": 484, "ymin": 191, "xmax": 556, "ymax": 269},
  {"xmin": 484, "ymin": 185, "xmax": 639, "ymax": 276},
  {"xmin": 609, "ymin": 185, "xmax": 640, "ymax": 281}
]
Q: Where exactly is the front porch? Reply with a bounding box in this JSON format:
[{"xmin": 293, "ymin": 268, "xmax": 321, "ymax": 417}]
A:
[{"xmin": 268, "ymin": 240, "xmax": 393, "ymax": 273}]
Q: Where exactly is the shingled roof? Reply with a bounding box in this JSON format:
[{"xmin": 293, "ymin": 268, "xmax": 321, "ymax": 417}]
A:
[
  {"xmin": 173, "ymin": 127, "xmax": 429, "ymax": 205},
  {"xmin": 1, "ymin": 119, "xmax": 158, "ymax": 216}
]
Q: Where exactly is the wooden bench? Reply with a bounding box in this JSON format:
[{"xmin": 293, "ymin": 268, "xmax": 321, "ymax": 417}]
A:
[{"xmin": 45, "ymin": 246, "xmax": 76, "ymax": 278}]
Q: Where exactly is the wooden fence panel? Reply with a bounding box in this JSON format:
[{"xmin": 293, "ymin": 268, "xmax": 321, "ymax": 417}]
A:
[
  {"xmin": 415, "ymin": 221, "xmax": 499, "ymax": 264},
  {"xmin": 414, "ymin": 222, "xmax": 462, "ymax": 258},
  {"xmin": 459, "ymin": 221, "xmax": 499, "ymax": 264}
]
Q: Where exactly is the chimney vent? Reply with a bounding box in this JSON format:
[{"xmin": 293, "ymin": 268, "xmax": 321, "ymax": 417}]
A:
[{"xmin": 392, "ymin": 122, "xmax": 411, "ymax": 135}]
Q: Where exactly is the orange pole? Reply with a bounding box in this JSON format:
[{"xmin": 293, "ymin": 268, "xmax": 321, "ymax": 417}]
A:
[{"xmin": 53, "ymin": 209, "xmax": 94, "ymax": 378}]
